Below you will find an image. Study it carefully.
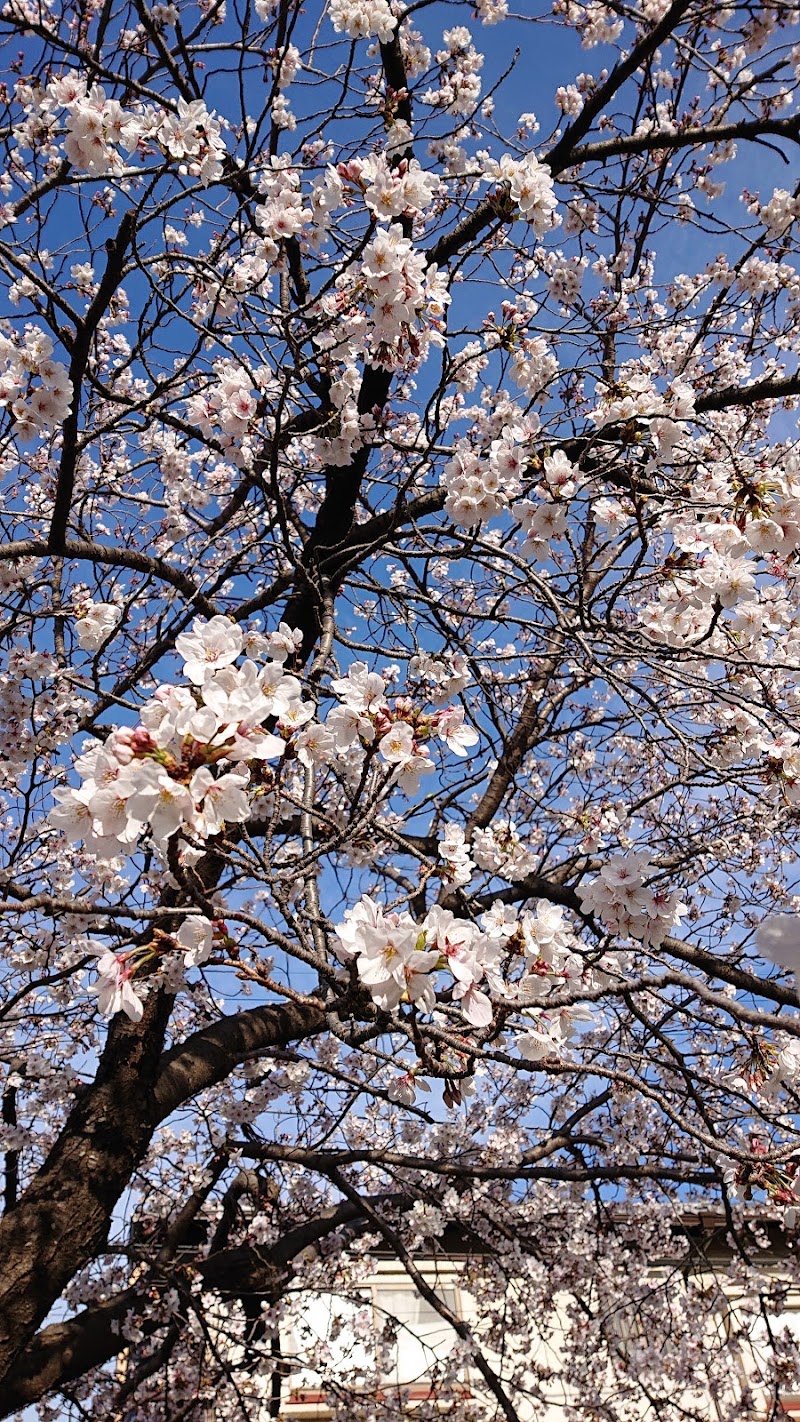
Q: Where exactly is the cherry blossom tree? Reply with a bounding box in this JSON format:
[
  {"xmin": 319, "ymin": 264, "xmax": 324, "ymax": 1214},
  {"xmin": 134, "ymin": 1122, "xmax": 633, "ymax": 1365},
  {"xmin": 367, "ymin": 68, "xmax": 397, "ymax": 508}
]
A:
[{"xmin": 2, "ymin": 0, "xmax": 800, "ymax": 1416}]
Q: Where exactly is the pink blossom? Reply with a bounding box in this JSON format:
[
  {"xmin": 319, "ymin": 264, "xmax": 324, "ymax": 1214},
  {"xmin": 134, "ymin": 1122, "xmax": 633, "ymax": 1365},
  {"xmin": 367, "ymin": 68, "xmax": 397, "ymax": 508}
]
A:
[{"xmin": 175, "ymin": 616, "xmax": 244, "ymax": 684}]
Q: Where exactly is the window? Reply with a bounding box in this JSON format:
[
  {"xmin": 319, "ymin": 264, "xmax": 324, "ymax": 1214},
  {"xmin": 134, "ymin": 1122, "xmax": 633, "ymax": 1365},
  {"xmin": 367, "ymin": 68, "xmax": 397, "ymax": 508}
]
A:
[
  {"xmin": 285, "ymin": 1291, "xmax": 375, "ymax": 1398},
  {"xmin": 281, "ymin": 1274, "xmax": 462, "ymax": 1411},
  {"xmin": 374, "ymin": 1283, "xmax": 459, "ymax": 1390},
  {"xmin": 728, "ymin": 1295, "xmax": 800, "ymax": 1419}
]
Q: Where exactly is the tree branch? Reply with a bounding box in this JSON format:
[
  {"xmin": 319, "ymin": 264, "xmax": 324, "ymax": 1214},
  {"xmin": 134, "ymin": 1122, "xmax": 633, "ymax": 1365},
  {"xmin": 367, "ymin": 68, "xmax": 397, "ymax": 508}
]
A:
[
  {"xmin": 0, "ymin": 991, "xmax": 173, "ymax": 1383},
  {"xmin": 0, "ymin": 1194, "xmax": 406, "ymax": 1416},
  {"xmin": 48, "ymin": 209, "xmax": 136, "ymax": 554},
  {"xmin": 152, "ymin": 997, "xmax": 327, "ymax": 1120}
]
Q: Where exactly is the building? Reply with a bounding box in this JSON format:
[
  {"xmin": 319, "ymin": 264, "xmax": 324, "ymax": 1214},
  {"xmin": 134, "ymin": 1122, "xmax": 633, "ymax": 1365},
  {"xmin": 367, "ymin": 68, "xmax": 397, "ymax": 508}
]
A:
[
  {"xmin": 272, "ymin": 1214, "xmax": 800, "ymax": 1421},
  {"xmin": 116, "ymin": 1210, "xmax": 800, "ymax": 1420}
]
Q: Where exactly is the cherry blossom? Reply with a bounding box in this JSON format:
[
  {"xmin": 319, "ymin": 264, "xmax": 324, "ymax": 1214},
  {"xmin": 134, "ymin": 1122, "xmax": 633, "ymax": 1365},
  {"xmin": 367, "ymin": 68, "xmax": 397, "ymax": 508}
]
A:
[
  {"xmin": 86, "ymin": 944, "xmax": 145, "ymax": 1022},
  {"xmin": 328, "ymin": 0, "xmax": 396, "ymax": 43},
  {"xmin": 508, "ymin": 153, "xmax": 560, "ymax": 235},
  {"xmin": 578, "ymin": 853, "xmax": 688, "ymax": 948},
  {"xmin": 175, "ymin": 617, "xmax": 244, "ymax": 684},
  {"xmin": 74, "ymin": 601, "xmax": 121, "ymax": 652},
  {"xmin": 4, "ymin": 1, "xmax": 800, "ymax": 1412},
  {"xmin": 175, "ymin": 917, "xmax": 215, "ymax": 968}
]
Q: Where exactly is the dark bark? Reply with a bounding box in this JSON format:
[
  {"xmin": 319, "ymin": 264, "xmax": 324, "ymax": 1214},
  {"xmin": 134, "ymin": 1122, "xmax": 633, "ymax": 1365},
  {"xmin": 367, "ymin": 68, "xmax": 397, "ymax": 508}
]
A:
[
  {"xmin": 279, "ymin": 369, "xmax": 394, "ymax": 663},
  {"xmin": 0, "ymin": 991, "xmax": 172, "ymax": 1383},
  {"xmin": 153, "ymin": 997, "xmax": 327, "ymax": 1120}
]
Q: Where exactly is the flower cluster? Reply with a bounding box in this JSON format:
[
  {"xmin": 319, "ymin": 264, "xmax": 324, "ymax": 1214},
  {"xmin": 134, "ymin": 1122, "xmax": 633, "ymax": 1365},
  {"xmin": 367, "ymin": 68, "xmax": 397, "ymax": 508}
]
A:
[
  {"xmin": 50, "ymin": 75, "xmax": 227, "ymax": 183},
  {"xmin": 633, "ymin": 446, "xmax": 800, "ymax": 652},
  {"xmin": 590, "ymin": 370, "xmax": 695, "ymax": 437},
  {"xmin": 307, "ymin": 364, "xmax": 364, "ymax": 468},
  {"xmin": 335, "ymin": 898, "xmax": 501, "ymax": 1026},
  {"xmin": 760, "ymin": 732, "xmax": 800, "ymax": 807},
  {"xmin": 422, "ymin": 26, "xmax": 483, "ymax": 114},
  {"xmin": 86, "ymin": 915, "xmax": 223, "ymax": 1022},
  {"xmin": 516, "ymin": 1004, "xmax": 594, "ymax": 1062},
  {"xmin": 510, "ymin": 903, "xmax": 614, "ymax": 1059},
  {"xmin": 51, "ymin": 621, "xmax": 488, "ymax": 1019},
  {"xmin": 74, "ymin": 601, "xmax": 121, "ymax": 652},
  {"xmin": 0, "ymin": 326, "xmax": 72, "ymax": 440},
  {"xmin": 310, "ymin": 225, "xmax": 451, "ymax": 375},
  {"xmin": 409, "ymin": 650, "xmax": 470, "ymax": 704},
  {"xmin": 185, "ymin": 361, "xmax": 261, "ymax": 457},
  {"xmin": 139, "ymin": 93, "xmax": 229, "ymax": 184},
  {"xmin": 480, "ymin": 152, "xmax": 559, "ymax": 237},
  {"xmin": 87, "ymin": 941, "xmax": 146, "ymax": 1022},
  {"xmin": 53, "ymin": 620, "xmax": 482, "ymax": 877},
  {"xmin": 328, "ymin": 0, "xmax": 396, "ymax": 43},
  {"xmin": 58, "ymin": 78, "xmax": 130, "ymax": 176},
  {"xmin": 335, "ymin": 895, "xmax": 602, "ymax": 1060},
  {"xmin": 309, "ymin": 165, "xmax": 345, "ymax": 233},
  {"xmin": 578, "ymin": 851, "xmax": 687, "ymax": 948},
  {"xmin": 565, "ymin": 801, "xmax": 628, "ymax": 855},
  {"xmin": 752, "ymin": 187, "xmax": 800, "ymax": 237},
  {"xmin": 438, "ymin": 822, "xmax": 475, "ymax": 887},
  {"xmin": 50, "ymin": 616, "xmax": 295, "ymax": 860},
  {"xmin": 509, "ymin": 334, "xmax": 559, "ymax": 398},
  {"xmin": 255, "ymin": 161, "xmax": 314, "ymax": 254},
  {"xmin": 0, "ymin": 647, "xmax": 85, "ymax": 786},
  {"xmin": 357, "ymin": 228, "xmax": 450, "ymax": 373},
  {"xmin": 341, "ymin": 154, "xmax": 440, "ymax": 223},
  {"xmin": 511, "ymin": 449, "xmax": 583, "ymax": 552},
  {"xmin": 507, "ymin": 154, "xmax": 560, "ymax": 235},
  {"xmin": 472, "ymin": 819, "xmax": 540, "ymax": 882},
  {"xmin": 441, "ymin": 420, "xmax": 539, "ymax": 528},
  {"xmin": 321, "ymin": 660, "xmax": 478, "ymax": 793}
]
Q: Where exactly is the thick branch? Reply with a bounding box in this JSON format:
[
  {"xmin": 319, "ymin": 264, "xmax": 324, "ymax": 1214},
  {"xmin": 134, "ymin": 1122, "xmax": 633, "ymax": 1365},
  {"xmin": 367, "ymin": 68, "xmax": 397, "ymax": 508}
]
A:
[
  {"xmin": 545, "ymin": 0, "xmax": 696, "ymax": 173},
  {"xmin": 236, "ymin": 1142, "xmax": 715, "ymax": 1187},
  {"xmin": 427, "ymin": 0, "xmax": 695, "ymax": 268},
  {"xmin": 0, "ymin": 992, "xmax": 173, "ymax": 1383},
  {"xmin": 1, "ymin": 538, "xmax": 219, "ymax": 617},
  {"xmin": 279, "ymin": 368, "xmax": 394, "ymax": 661},
  {"xmin": 480, "ymin": 874, "xmax": 799, "ymax": 1009},
  {"xmin": 153, "ymin": 997, "xmax": 327, "ymax": 1120},
  {"xmin": 571, "ymin": 111, "xmax": 800, "ymax": 166},
  {"xmin": 0, "ymin": 1285, "xmax": 144, "ymax": 1416},
  {"xmin": 696, "ymin": 371, "xmax": 800, "ymax": 413}
]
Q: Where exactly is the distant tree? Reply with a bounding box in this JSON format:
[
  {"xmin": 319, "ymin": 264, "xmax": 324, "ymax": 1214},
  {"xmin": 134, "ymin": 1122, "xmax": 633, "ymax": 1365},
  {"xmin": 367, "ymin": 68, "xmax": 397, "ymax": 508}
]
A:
[{"xmin": 1, "ymin": 0, "xmax": 800, "ymax": 1415}]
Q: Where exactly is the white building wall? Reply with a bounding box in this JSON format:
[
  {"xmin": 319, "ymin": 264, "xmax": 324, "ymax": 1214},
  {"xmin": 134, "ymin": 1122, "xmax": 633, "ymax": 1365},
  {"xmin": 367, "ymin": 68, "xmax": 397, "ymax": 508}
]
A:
[{"xmin": 275, "ymin": 1258, "xmax": 800, "ymax": 1422}]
